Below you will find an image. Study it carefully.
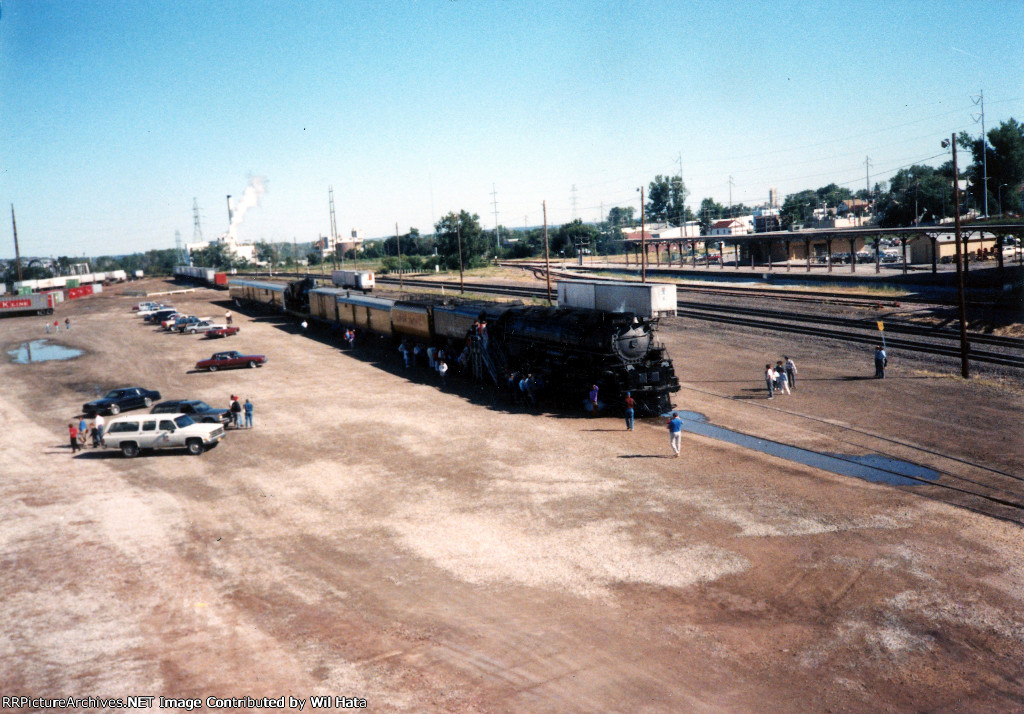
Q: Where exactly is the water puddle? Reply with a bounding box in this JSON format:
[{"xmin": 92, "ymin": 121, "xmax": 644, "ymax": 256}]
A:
[
  {"xmin": 7, "ymin": 340, "xmax": 84, "ymax": 364},
  {"xmin": 666, "ymin": 411, "xmax": 939, "ymax": 486}
]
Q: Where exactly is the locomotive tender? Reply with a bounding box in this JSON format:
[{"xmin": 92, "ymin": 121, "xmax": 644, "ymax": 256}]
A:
[{"xmin": 229, "ymin": 278, "xmax": 679, "ymax": 415}]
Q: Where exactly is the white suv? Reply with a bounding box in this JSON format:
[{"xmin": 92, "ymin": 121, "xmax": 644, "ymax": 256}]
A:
[{"xmin": 101, "ymin": 413, "xmax": 225, "ymax": 457}]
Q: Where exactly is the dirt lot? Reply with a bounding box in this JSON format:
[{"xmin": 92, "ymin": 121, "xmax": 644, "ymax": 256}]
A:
[{"xmin": 1, "ymin": 279, "xmax": 1022, "ymax": 713}]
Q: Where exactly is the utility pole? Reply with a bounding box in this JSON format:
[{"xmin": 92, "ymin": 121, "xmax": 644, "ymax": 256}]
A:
[
  {"xmin": 864, "ymin": 156, "xmax": 872, "ymax": 197},
  {"xmin": 491, "ymin": 183, "xmax": 500, "ymax": 250},
  {"xmin": 677, "ymin": 152, "xmax": 686, "ymax": 232},
  {"xmin": 395, "ymin": 222, "xmax": 403, "ymax": 291},
  {"xmin": 728, "ymin": 176, "xmax": 735, "ymax": 217},
  {"xmin": 11, "ymin": 205, "xmax": 23, "ymax": 284},
  {"xmin": 456, "ymin": 215, "xmax": 464, "ymax": 294},
  {"xmin": 570, "ymin": 184, "xmax": 578, "ymax": 221},
  {"xmin": 946, "ymin": 134, "xmax": 970, "ymax": 378},
  {"xmin": 972, "ymin": 90, "xmax": 988, "ymax": 216},
  {"xmin": 543, "ymin": 201, "xmax": 552, "ymax": 304},
  {"xmin": 639, "ymin": 186, "xmax": 647, "ymax": 283}
]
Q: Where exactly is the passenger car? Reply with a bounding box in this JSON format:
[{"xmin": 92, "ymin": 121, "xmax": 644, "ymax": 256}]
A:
[
  {"xmin": 195, "ymin": 350, "xmax": 266, "ymax": 371},
  {"xmin": 205, "ymin": 325, "xmax": 240, "ymax": 338},
  {"xmin": 83, "ymin": 387, "xmax": 162, "ymax": 416},
  {"xmin": 172, "ymin": 316, "xmax": 211, "ymax": 332},
  {"xmin": 144, "ymin": 309, "xmax": 178, "ymax": 323},
  {"xmin": 150, "ymin": 399, "xmax": 231, "ymax": 425},
  {"xmin": 101, "ymin": 413, "xmax": 225, "ymax": 457},
  {"xmin": 183, "ymin": 320, "xmax": 223, "ymax": 334}
]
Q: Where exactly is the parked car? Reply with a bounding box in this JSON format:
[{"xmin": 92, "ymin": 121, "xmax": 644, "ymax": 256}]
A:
[
  {"xmin": 205, "ymin": 325, "xmax": 240, "ymax": 338},
  {"xmin": 173, "ymin": 316, "xmax": 212, "ymax": 333},
  {"xmin": 101, "ymin": 413, "xmax": 225, "ymax": 457},
  {"xmin": 132, "ymin": 302, "xmax": 159, "ymax": 312},
  {"xmin": 145, "ymin": 309, "xmax": 178, "ymax": 323},
  {"xmin": 160, "ymin": 313, "xmax": 187, "ymax": 329},
  {"xmin": 195, "ymin": 350, "xmax": 267, "ymax": 371},
  {"xmin": 151, "ymin": 399, "xmax": 231, "ymax": 425},
  {"xmin": 138, "ymin": 305, "xmax": 172, "ymax": 318},
  {"xmin": 83, "ymin": 387, "xmax": 162, "ymax": 416},
  {"xmin": 184, "ymin": 320, "xmax": 224, "ymax": 335}
]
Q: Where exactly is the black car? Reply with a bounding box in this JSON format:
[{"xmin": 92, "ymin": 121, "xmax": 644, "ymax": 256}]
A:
[
  {"xmin": 150, "ymin": 399, "xmax": 231, "ymax": 425},
  {"xmin": 83, "ymin": 387, "xmax": 162, "ymax": 416},
  {"xmin": 145, "ymin": 309, "xmax": 178, "ymax": 324}
]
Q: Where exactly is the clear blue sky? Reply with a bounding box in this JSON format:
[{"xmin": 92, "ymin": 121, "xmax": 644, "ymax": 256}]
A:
[{"xmin": 1, "ymin": 0, "xmax": 1022, "ymax": 258}]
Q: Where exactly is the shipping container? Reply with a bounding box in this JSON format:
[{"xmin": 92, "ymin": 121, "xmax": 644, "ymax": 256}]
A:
[
  {"xmin": 557, "ymin": 280, "xmax": 677, "ymax": 318},
  {"xmin": 0, "ymin": 292, "xmax": 54, "ymax": 316},
  {"xmin": 331, "ymin": 270, "xmax": 375, "ymax": 292}
]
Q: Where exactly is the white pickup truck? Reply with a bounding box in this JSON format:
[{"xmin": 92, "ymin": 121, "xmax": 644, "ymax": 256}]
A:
[{"xmin": 101, "ymin": 413, "xmax": 225, "ymax": 457}]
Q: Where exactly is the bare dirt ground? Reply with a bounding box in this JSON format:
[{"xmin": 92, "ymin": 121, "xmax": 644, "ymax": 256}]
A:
[{"xmin": 1, "ymin": 279, "xmax": 1022, "ymax": 713}]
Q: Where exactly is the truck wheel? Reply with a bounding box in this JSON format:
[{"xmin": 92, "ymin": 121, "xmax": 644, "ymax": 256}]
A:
[
  {"xmin": 248, "ymin": 360, "xmax": 257, "ymax": 368},
  {"xmin": 121, "ymin": 442, "xmax": 139, "ymax": 458},
  {"xmin": 109, "ymin": 404, "xmax": 120, "ymax": 415},
  {"xmin": 186, "ymin": 439, "xmax": 204, "ymax": 455}
]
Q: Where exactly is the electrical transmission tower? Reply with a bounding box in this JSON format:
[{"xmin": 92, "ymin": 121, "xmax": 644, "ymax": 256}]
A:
[
  {"xmin": 328, "ymin": 186, "xmax": 339, "ymax": 268},
  {"xmin": 491, "ymin": 183, "xmax": 500, "ymax": 249},
  {"xmin": 972, "ymin": 89, "xmax": 988, "ymax": 216}
]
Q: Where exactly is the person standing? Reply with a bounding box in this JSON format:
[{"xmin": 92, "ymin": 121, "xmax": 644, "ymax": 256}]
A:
[
  {"xmin": 77, "ymin": 418, "xmax": 88, "ymax": 447},
  {"xmin": 225, "ymin": 310, "xmax": 233, "ymax": 325},
  {"xmin": 45, "ymin": 322, "xmax": 51, "ymax": 334},
  {"xmin": 588, "ymin": 384, "xmax": 599, "ymax": 415},
  {"xmin": 784, "ymin": 356, "xmax": 797, "ymax": 390},
  {"xmin": 244, "ymin": 398, "xmax": 253, "ymax": 429},
  {"xmin": 777, "ymin": 366, "xmax": 791, "ymax": 395},
  {"xmin": 874, "ymin": 345, "xmax": 887, "ymax": 378},
  {"xmin": 667, "ymin": 412, "xmax": 683, "ymax": 457},
  {"xmin": 437, "ymin": 360, "xmax": 448, "ymax": 385},
  {"xmin": 92, "ymin": 413, "xmax": 105, "ymax": 446},
  {"xmin": 399, "ymin": 339, "xmax": 411, "ymax": 368},
  {"xmin": 624, "ymin": 392, "xmax": 636, "ymax": 431},
  {"xmin": 231, "ymin": 396, "xmax": 243, "ymax": 428},
  {"xmin": 65, "ymin": 317, "xmax": 71, "ymax": 331},
  {"xmin": 68, "ymin": 423, "xmax": 80, "ymax": 453},
  {"xmin": 765, "ymin": 364, "xmax": 777, "ymax": 399}
]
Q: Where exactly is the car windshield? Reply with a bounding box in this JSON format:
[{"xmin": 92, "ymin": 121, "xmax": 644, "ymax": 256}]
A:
[
  {"xmin": 103, "ymin": 390, "xmax": 123, "ymax": 399},
  {"xmin": 192, "ymin": 401, "xmax": 211, "ymax": 411},
  {"xmin": 173, "ymin": 415, "xmax": 195, "ymax": 427}
]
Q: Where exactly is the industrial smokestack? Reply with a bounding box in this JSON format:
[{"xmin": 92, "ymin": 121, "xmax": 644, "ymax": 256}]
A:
[{"xmin": 226, "ymin": 195, "xmax": 233, "ymax": 226}]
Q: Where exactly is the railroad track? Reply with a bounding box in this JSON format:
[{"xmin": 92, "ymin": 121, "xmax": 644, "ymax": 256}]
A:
[{"xmin": 377, "ymin": 276, "xmax": 1024, "ymax": 369}]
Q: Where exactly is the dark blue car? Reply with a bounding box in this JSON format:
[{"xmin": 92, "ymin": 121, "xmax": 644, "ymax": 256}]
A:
[
  {"xmin": 150, "ymin": 399, "xmax": 231, "ymax": 425},
  {"xmin": 83, "ymin": 387, "xmax": 162, "ymax": 416}
]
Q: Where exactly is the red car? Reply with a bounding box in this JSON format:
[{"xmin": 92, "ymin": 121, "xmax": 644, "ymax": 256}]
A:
[
  {"xmin": 195, "ymin": 350, "xmax": 267, "ymax": 372},
  {"xmin": 206, "ymin": 326, "xmax": 240, "ymax": 338}
]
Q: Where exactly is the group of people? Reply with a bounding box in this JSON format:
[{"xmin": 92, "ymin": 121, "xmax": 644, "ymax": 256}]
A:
[
  {"xmin": 764, "ymin": 356, "xmax": 798, "ymax": 399},
  {"xmin": 507, "ymin": 370, "xmax": 542, "ymax": 406},
  {"xmin": 68, "ymin": 413, "xmax": 105, "ymax": 453},
  {"xmin": 229, "ymin": 395, "xmax": 254, "ymax": 429},
  {"xmin": 46, "ymin": 318, "xmax": 71, "ymax": 334},
  {"xmin": 398, "ymin": 339, "xmax": 459, "ymax": 384}
]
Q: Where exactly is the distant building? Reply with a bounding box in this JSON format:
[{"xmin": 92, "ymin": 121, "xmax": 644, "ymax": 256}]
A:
[{"xmin": 710, "ymin": 219, "xmax": 746, "ymax": 236}]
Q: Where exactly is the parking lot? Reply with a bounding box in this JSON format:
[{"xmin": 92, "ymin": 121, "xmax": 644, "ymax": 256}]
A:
[{"xmin": 1, "ymin": 279, "xmax": 1022, "ymax": 712}]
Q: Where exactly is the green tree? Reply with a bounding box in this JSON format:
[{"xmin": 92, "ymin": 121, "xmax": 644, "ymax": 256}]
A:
[
  {"xmin": 434, "ymin": 211, "xmax": 485, "ymax": 270},
  {"xmin": 780, "ymin": 189, "xmax": 818, "ymax": 228},
  {"xmin": 550, "ymin": 219, "xmax": 599, "ymax": 257},
  {"xmin": 645, "ymin": 175, "xmax": 689, "ymax": 225},
  {"xmin": 815, "ymin": 183, "xmax": 854, "ymax": 211},
  {"xmin": 606, "ymin": 206, "xmax": 635, "ymax": 228},
  {"xmin": 960, "ymin": 118, "xmax": 1024, "ymax": 215},
  {"xmin": 191, "ymin": 241, "xmax": 237, "ymax": 270},
  {"xmin": 255, "ymin": 240, "xmax": 279, "ymax": 268},
  {"xmin": 697, "ymin": 197, "xmax": 725, "ymax": 235},
  {"xmin": 876, "ymin": 165, "xmax": 954, "ymax": 227}
]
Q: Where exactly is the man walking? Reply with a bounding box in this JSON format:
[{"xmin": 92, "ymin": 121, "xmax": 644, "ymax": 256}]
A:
[
  {"xmin": 225, "ymin": 310, "xmax": 233, "ymax": 325},
  {"xmin": 231, "ymin": 396, "xmax": 243, "ymax": 428},
  {"xmin": 784, "ymin": 356, "xmax": 797, "ymax": 390},
  {"xmin": 667, "ymin": 412, "xmax": 683, "ymax": 457},
  {"xmin": 244, "ymin": 398, "xmax": 253, "ymax": 429},
  {"xmin": 588, "ymin": 384, "xmax": 599, "ymax": 415},
  {"xmin": 68, "ymin": 423, "xmax": 80, "ymax": 453},
  {"xmin": 874, "ymin": 345, "xmax": 887, "ymax": 378},
  {"xmin": 623, "ymin": 392, "xmax": 636, "ymax": 431}
]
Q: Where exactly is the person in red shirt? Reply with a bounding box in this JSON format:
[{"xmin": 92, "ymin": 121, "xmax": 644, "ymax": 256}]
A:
[
  {"xmin": 68, "ymin": 423, "xmax": 80, "ymax": 453},
  {"xmin": 624, "ymin": 392, "xmax": 636, "ymax": 431}
]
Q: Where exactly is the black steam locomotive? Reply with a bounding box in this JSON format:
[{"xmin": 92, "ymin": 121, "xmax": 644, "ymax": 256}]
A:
[{"xmin": 496, "ymin": 306, "xmax": 679, "ymax": 416}]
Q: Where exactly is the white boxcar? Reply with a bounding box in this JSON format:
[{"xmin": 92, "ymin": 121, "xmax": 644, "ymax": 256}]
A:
[
  {"xmin": 109, "ymin": 270, "xmax": 128, "ymax": 282},
  {"xmin": 557, "ymin": 279, "xmax": 677, "ymax": 318},
  {"xmin": 331, "ymin": 270, "xmax": 375, "ymax": 291}
]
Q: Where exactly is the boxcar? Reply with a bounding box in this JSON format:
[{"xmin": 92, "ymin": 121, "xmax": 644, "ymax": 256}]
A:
[
  {"xmin": 336, "ymin": 294, "xmax": 394, "ymax": 336},
  {"xmin": 228, "ymin": 279, "xmax": 286, "ymax": 307},
  {"xmin": 391, "ymin": 302, "xmax": 433, "ymax": 341}
]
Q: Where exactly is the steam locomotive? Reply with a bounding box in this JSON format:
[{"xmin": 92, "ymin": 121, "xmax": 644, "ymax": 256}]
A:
[{"xmin": 229, "ymin": 278, "xmax": 679, "ymax": 416}]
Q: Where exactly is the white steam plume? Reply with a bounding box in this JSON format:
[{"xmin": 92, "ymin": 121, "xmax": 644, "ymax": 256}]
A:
[{"xmin": 228, "ymin": 176, "xmax": 267, "ymax": 240}]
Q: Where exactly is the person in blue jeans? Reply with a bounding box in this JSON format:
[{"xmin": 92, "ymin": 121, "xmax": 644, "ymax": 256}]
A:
[
  {"xmin": 667, "ymin": 412, "xmax": 683, "ymax": 457},
  {"xmin": 244, "ymin": 398, "xmax": 253, "ymax": 428},
  {"xmin": 624, "ymin": 392, "xmax": 636, "ymax": 431}
]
